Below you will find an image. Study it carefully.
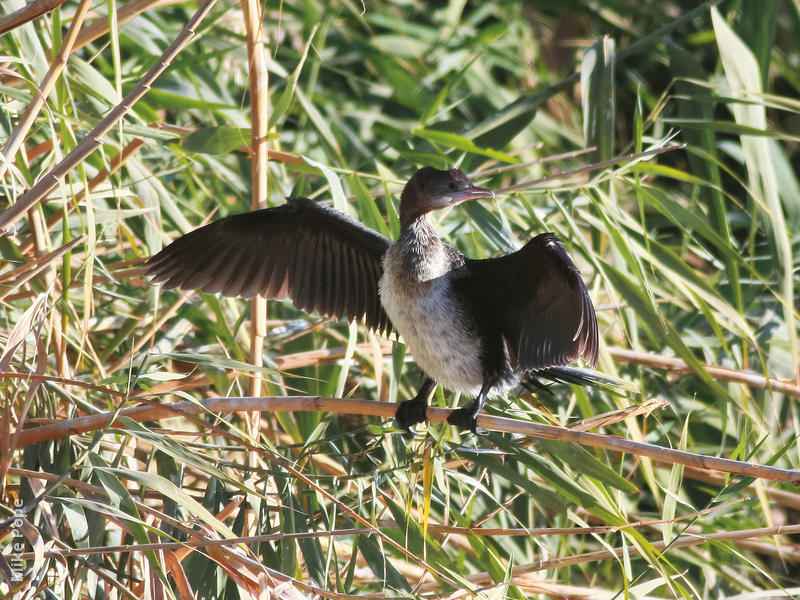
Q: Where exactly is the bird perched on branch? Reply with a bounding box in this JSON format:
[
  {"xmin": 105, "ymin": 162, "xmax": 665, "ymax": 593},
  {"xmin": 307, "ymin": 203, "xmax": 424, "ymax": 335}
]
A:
[{"xmin": 146, "ymin": 167, "xmax": 598, "ymax": 433}]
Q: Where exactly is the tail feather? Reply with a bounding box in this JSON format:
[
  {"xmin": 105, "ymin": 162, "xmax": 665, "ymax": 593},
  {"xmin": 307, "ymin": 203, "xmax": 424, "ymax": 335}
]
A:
[{"xmin": 524, "ymin": 366, "xmax": 636, "ymax": 396}]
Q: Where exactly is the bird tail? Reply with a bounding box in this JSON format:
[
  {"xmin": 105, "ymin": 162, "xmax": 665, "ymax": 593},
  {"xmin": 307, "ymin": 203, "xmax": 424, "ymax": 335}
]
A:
[{"xmin": 523, "ymin": 366, "xmax": 635, "ymax": 396}]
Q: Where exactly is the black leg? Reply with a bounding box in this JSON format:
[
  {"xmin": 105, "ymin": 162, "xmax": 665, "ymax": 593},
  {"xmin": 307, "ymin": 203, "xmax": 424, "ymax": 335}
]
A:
[
  {"xmin": 447, "ymin": 381, "xmax": 491, "ymax": 434},
  {"xmin": 395, "ymin": 378, "xmax": 436, "ymax": 431}
]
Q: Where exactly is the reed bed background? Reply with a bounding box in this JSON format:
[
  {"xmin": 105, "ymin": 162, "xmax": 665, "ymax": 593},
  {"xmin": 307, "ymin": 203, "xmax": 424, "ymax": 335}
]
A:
[{"xmin": 1, "ymin": 0, "xmax": 799, "ymax": 597}]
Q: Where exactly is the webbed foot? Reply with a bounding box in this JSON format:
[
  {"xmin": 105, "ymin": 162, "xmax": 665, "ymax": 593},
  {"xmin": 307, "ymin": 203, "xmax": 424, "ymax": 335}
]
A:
[
  {"xmin": 446, "ymin": 406, "xmax": 487, "ymax": 435},
  {"xmin": 395, "ymin": 397, "xmax": 429, "ymax": 432},
  {"xmin": 394, "ymin": 378, "xmax": 436, "ymax": 432}
]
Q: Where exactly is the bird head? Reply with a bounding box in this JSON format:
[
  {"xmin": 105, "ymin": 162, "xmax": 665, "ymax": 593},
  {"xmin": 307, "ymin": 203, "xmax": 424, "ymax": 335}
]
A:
[{"xmin": 399, "ymin": 167, "xmax": 494, "ymax": 225}]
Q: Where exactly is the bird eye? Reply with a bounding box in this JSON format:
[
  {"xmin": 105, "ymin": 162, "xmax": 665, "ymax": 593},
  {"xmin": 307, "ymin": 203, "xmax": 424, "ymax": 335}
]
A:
[{"xmin": 448, "ymin": 181, "xmax": 458, "ymax": 191}]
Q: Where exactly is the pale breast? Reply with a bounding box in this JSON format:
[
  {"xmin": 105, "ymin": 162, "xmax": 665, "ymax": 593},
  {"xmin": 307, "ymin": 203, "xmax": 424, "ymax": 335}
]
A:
[{"xmin": 379, "ymin": 246, "xmax": 484, "ymax": 396}]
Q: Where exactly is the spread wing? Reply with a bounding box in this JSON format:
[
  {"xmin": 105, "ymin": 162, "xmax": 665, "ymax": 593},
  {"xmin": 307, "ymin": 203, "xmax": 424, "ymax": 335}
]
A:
[
  {"xmin": 146, "ymin": 197, "xmax": 393, "ymax": 334},
  {"xmin": 462, "ymin": 232, "xmax": 598, "ymax": 371}
]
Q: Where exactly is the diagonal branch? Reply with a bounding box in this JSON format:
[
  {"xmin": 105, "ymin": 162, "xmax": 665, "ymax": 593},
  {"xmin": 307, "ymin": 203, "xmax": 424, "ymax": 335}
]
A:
[
  {"xmin": 0, "ymin": 0, "xmax": 93, "ymax": 180},
  {"xmin": 0, "ymin": 0, "xmax": 218, "ymax": 233},
  {"xmin": 0, "ymin": 0, "xmax": 68, "ymax": 36}
]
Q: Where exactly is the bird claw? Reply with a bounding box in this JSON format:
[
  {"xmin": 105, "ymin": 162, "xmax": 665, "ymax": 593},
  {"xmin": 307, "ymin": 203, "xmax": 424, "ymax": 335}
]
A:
[
  {"xmin": 446, "ymin": 407, "xmax": 486, "ymax": 435},
  {"xmin": 395, "ymin": 398, "xmax": 428, "ymax": 432}
]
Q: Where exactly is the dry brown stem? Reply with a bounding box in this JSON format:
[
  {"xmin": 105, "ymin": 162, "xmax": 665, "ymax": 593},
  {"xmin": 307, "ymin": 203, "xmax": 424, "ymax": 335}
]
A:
[
  {"xmin": 0, "ymin": 0, "xmax": 93, "ymax": 180},
  {"xmin": 16, "ymin": 138, "xmax": 145, "ymax": 256},
  {"xmin": 416, "ymin": 523, "xmax": 800, "ymax": 594},
  {"xmin": 608, "ymin": 347, "xmax": 800, "ymax": 397},
  {"xmin": 240, "ymin": 0, "xmax": 269, "ymax": 402},
  {"xmin": 13, "ymin": 395, "xmax": 800, "ymax": 483},
  {"xmin": 73, "ymin": 0, "xmax": 183, "ymax": 51},
  {"xmin": 0, "ymin": 0, "xmax": 68, "ymax": 35},
  {"xmin": 0, "ymin": 0, "xmax": 218, "ymax": 234}
]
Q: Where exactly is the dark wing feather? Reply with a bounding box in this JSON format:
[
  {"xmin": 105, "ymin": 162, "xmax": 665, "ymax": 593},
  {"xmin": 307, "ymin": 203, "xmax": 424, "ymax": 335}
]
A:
[
  {"xmin": 462, "ymin": 232, "xmax": 598, "ymax": 371},
  {"xmin": 146, "ymin": 197, "xmax": 393, "ymax": 334}
]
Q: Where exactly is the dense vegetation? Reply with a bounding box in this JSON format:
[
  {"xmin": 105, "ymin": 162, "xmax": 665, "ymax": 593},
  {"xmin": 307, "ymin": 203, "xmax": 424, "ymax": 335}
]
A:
[{"xmin": 2, "ymin": 0, "xmax": 799, "ymax": 597}]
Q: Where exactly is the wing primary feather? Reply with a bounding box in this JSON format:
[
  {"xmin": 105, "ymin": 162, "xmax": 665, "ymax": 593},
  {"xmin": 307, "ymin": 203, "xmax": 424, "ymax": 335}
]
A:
[
  {"xmin": 302, "ymin": 231, "xmax": 320, "ymax": 312},
  {"xmin": 295, "ymin": 231, "xmax": 317, "ymax": 313},
  {"xmin": 287, "ymin": 232, "xmax": 305, "ymax": 308},
  {"xmin": 316, "ymin": 233, "xmax": 332, "ymax": 316},
  {"xmin": 147, "ymin": 237, "xmax": 205, "ymax": 280},
  {"xmin": 324, "ymin": 234, "xmax": 338, "ymax": 317},
  {"xmin": 355, "ymin": 248, "xmax": 370, "ymax": 324},
  {"xmin": 240, "ymin": 254, "xmax": 272, "ymax": 298},
  {"xmin": 147, "ymin": 198, "xmax": 394, "ymax": 331},
  {"xmin": 147, "ymin": 257, "xmax": 186, "ymax": 285},
  {"xmin": 200, "ymin": 246, "xmax": 250, "ymax": 295},
  {"xmin": 339, "ymin": 245, "xmax": 355, "ymax": 322},
  {"xmin": 330, "ymin": 238, "xmax": 345, "ymax": 320},
  {"xmin": 177, "ymin": 244, "xmax": 229, "ymax": 291},
  {"xmin": 156, "ymin": 239, "xmax": 225, "ymax": 289},
  {"xmin": 265, "ymin": 235, "xmax": 292, "ymax": 298},
  {"xmin": 347, "ymin": 249, "xmax": 361, "ymax": 323},
  {"xmin": 350, "ymin": 248, "xmax": 366, "ymax": 323},
  {"xmin": 176, "ymin": 243, "xmax": 231, "ymax": 291},
  {"xmin": 359, "ymin": 250, "xmax": 374, "ymax": 324},
  {"xmin": 286, "ymin": 232, "xmax": 306, "ymax": 308},
  {"xmin": 366, "ymin": 260, "xmax": 380, "ymax": 329},
  {"xmin": 573, "ymin": 302, "xmax": 585, "ymax": 342},
  {"xmin": 364, "ymin": 254, "xmax": 379, "ymax": 326},
  {"xmin": 222, "ymin": 252, "xmax": 259, "ymax": 297},
  {"xmin": 346, "ymin": 246, "xmax": 360, "ymax": 322},
  {"xmin": 309, "ymin": 232, "xmax": 325, "ymax": 315}
]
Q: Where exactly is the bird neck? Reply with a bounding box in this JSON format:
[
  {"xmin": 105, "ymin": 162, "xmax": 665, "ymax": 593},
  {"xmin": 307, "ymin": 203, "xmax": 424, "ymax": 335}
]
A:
[
  {"xmin": 395, "ymin": 215, "xmax": 449, "ymax": 281},
  {"xmin": 398, "ymin": 184, "xmax": 430, "ymax": 228}
]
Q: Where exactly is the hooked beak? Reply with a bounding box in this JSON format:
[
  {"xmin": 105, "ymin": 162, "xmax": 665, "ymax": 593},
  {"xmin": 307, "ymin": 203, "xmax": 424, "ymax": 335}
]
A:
[{"xmin": 448, "ymin": 184, "xmax": 495, "ymax": 205}]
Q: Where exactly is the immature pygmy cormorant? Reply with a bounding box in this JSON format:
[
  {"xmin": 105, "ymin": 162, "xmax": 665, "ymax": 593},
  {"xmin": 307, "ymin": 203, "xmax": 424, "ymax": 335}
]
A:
[{"xmin": 146, "ymin": 167, "xmax": 598, "ymax": 432}]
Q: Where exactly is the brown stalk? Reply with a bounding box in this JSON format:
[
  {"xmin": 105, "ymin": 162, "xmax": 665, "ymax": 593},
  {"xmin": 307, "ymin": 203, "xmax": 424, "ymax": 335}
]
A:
[
  {"xmin": 470, "ymin": 146, "xmax": 595, "ymax": 178},
  {"xmin": 0, "ymin": 0, "xmax": 93, "ymax": 180},
  {"xmin": 134, "ymin": 394, "xmax": 460, "ymax": 588},
  {"xmin": 0, "ymin": 371, "xmax": 126, "ymax": 398},
  {"xmin": 13, "ymin": 396, "xmax": 800, "ymax": 482},
  {"xmin": 240, "ymin": 0, "xmax": 268, "ymax": 403},
  {"xmin": 16, "ymin": 502, "xmax": 752, "ymax": 559},
  {"xmin": 273, "ymin": 342, "xmax": 393, "ymax": 370},
  {"xmin": 382, "ymin": 498, "xmax": 744, "ymax": 539},
  {"xmin": 0, "ymin": 0, "xmax": 218, "ymax": 234},
  {"xmin": 0, "ymin": 0, "xmax": 68, "ymax": 36},
  {"xmin": 607, "ymin": 347, "xmax": 800, "ymax": 397},
  {"xmin": 0, "ymin": 235, "xmax": 85, "ymax": 301},
  {"xmin": 242, "ymin": 441, "xmax": 463, "ymax": 590},
  {"xmin": 7, "ymin": 469, "xmax": 234, "ymax": 541},
  {"xmin": 16, "ymin": 138, "xmax": 145, "ymax": 256},
  {"xmin": 654, "ymin": 463, "xmax": 800, "ymax": 511},
  {"xmin": 567, "ymin": 396, "xmax": 667, "ymax": 431},
  {"xmin": 25, "ymin": 205, "xmax": 71, "ymax": 376},
  {"xmin": 16, "ymin": 512, "xmax": 799, "ymax": 598},
  {"xmin": 415, "ymin": 522, "xmax": 800, "ymax": 594},
  {"xmin": 238, "ymin": 0, "xmax": 269, "ymax": 549},
  {"xmin": 72, "ymin": 0, "xmax": 183, "ymax": 52},
  {"xmin": 2, "ymin": 266, "xmax": 143, "ymax": 303}
]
